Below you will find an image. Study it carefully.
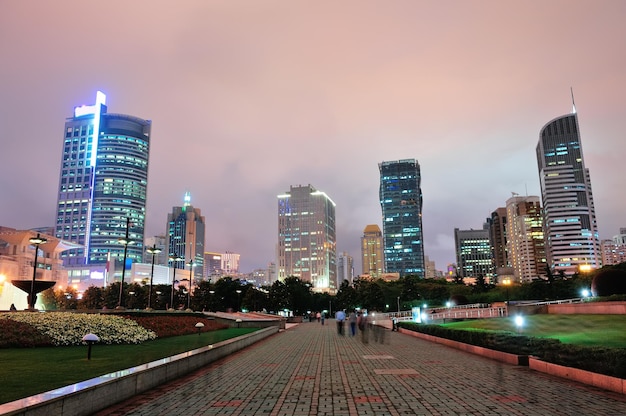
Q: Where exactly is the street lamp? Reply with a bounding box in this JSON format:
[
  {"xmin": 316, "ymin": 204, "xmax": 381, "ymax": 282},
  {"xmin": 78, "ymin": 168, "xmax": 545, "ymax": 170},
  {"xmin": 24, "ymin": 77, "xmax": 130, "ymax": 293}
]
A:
[
  {"xmin": 186, "ymin": 261, "xmax": 194, "ymax": 310},
  {"xmin": 146, "ymin": 244, "xmax": 162, "ymax": 310},
  {"xmin": 28, "ymin": 233, "xmax": 47, "ymax": 309},
  {"xmin": 397, "ymin": 296, "xmax": 400, "ymax": 313},
  {"xmin": 117, "ymin": 217, "xmax": 132, "ymax": 309},
  {"xmin": 169, "ymin": 254, "xmax": 184, "ymax": 310},
  {"xmin": 209, "ymin": 290, "xmax": 215, "ymax": 311},
  {"xmin": 236, "ymin": 289, "xmax": 242, "ymax": 311},
  {"xmin": 502, "ymin": 277, "xmax": 512, "ymax": 304}
]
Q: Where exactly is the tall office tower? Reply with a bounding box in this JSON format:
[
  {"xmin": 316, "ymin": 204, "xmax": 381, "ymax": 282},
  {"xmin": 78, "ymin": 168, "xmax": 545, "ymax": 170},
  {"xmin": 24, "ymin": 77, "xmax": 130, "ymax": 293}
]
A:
[
  {"xmin": 277, "ymin": 184, "xmax": 337, "ymax": 293},
  {"xmin": 536, "ymin": 104, "xmax": 601, "ymax": 274},
  {"xmin": 166, "ymin": 192, "xmax": 205, "ymax": 280},
  {"xmin": 454, "ymin": 226, "xmax": 493, "ymax": 279},
  {"xmin": 424, "ymin": 255, "xmax": 437, "ymax": 279},
  {"xmin": 361, "ymin": 224, "xmax": 384, "ymax": 277},
  {"xmin": 55, "ymin": 91, "xmax": 151, "ymax": 267},
  {"xmin": 337, "ymin": 252, "xmax": 354, "ymax": 284},
  {"xmin": 506, "ymin": 195, "xmax": 546, "ymax": 283},
  {"xmin": 489, "ymin": 207, "xmax": 509, "ymax": 272},
  {"xmin": 378, "ymin": 159, "xmax": 425, "ymax": 277}
]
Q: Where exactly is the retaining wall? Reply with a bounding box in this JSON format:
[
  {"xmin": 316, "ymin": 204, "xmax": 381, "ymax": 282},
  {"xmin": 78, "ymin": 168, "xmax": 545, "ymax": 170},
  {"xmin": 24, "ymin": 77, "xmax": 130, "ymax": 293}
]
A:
[{"xmin": 0, "ymin": 327, "xmax": 278, "ymax": 416}]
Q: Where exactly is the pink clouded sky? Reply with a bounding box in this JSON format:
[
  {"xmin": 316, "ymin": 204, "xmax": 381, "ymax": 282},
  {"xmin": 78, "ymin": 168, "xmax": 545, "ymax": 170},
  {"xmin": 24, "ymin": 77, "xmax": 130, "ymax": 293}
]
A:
[{"xmin": 1, "ymin": 0, "xmax": 625, "ymax": 273}]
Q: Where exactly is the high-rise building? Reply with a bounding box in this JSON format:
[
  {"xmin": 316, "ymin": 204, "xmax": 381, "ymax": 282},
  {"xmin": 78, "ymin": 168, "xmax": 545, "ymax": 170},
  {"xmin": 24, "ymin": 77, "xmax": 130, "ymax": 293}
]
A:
[
  {"xmin": 54, "ymin": 91, "xmax": 151, "ymax": 270},
  {"xmin": 337, "ymin": 252, "xmax": 354, "ymax": 284},
  {"xmin": 506, "ymin": 195, "xmax": 546, "ymax": 283},
  {"xmin": 204, "ymin": 251, "xmax": 223, "ymax": 279},
  {"xmin": 277, "ymin": 184, "xmax": 337, "ymax": 293},
  {"xmin": 489, "ymin": 207, "xmax": 509, "ymax": 271},
  {"xmin": 361, "ymin": 224, "xmax": 384, "ymax": 277},
  {"xmin": 378, "ymin": 159, "xmax": 425, "ymax": 277},
  {"xmin": 166, "ymin": 192, "xmax": 205, "ymax": 280},
  {"xmin": 536, "ymin": 103, "xmax": 601, "ymax": 274},
  {"xmin": 222, "ymin": 252, "xmax": 241, "ymax": 275},
  {"xmin": 600, "ymin": 240, "xmax": 626, "ymax": 266},
  {"xmin": 454, "ymin": 226, "xmax": 493, "ymax": 279}
]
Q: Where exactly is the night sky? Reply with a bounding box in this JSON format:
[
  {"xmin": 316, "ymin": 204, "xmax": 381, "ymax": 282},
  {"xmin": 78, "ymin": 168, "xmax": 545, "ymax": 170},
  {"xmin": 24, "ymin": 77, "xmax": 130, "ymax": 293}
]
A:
[{"xmin": 1, "ymin": 1, "xmax": 625, "ymax": 273}]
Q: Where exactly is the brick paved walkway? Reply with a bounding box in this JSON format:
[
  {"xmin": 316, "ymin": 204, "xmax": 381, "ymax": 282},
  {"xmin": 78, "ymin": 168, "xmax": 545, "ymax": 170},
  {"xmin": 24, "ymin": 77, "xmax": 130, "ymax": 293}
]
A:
[{"xmin": 96, "ymin": 320, "xmax": 626, "ymax": 415}]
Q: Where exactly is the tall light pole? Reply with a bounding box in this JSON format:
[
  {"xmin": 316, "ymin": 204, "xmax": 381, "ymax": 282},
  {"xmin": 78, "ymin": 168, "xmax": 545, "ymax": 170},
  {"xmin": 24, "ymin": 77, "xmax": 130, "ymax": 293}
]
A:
[
  {"xmin": 169, "ymin": 254, "xmax": 184, "ymax": 310},
  {"xmin": 397, "ymin": 296, "xmax": 400, "ymax": 313},
  {"xmin": 186, "ymin": 260, "xmax": 194, "ymax": 310},
  {"xmin": 117, "ymin": 217, "xmax": 132, "ymax": 309},
  {"xmin": 146, "ymin": 244, "xmax": 162, "ymax": 310},
  {"xmin": 28, "ymin": 233, "xmax": 47, "ymax": 309},
  {"xmin": 236, "ymin": 289, "xmax": 242, "ymax": 311}
]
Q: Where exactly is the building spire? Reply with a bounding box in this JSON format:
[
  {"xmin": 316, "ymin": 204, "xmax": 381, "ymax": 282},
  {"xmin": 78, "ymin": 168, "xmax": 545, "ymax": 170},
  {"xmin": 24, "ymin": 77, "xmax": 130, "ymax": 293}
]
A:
[
  {"xmin": 571, "ymin": 87, "xmax": 577, "ymax": 114},
  {"xmin": 184, "ymin": 191, "xmax": 191, "ymax": 207}
]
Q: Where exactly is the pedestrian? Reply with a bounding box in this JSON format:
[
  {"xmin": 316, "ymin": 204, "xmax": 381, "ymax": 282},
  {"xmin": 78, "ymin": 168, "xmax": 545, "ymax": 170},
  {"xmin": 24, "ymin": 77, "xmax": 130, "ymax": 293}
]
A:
[
  {"xmin": 335, "ymin": 309, "xmax": 346, "ymax": 335},
  {"xmin": 348, "ymin": 310, "xmax": 357, "ymax": 336},
  {"xmin": 9, "ymin": 303, "xmax": 17, "ymax": 311},
  {"xmin": 316, "ymin": 311, "xmax": 321, "ymax": 323},
  {"xmin": 321, "ymin": 312, "xmax": 325, "ymax": 325},
  {"xmin": 358, "ymin": 312, "xmax": 368, "ymax": 344},
  {"xmin": 392, "ymin": 316, "xmax": 398, "ymax": 331}
]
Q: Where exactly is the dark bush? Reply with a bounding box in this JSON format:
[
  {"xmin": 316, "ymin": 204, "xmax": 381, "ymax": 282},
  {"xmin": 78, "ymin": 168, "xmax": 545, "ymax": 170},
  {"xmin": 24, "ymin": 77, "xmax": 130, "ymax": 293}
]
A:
[
  {"xmin": 0, "ymin": 319, "xmax": 53, "ymax": 348},
  {"xmin": 399, "ymin": 322, "xmax": 626, "ymax": 379},
  {"xmin": 449, "ymin": 294, "xmax": 468, "ymax": 306},
  {"xmin": 591, "ymin": 269, "xmax": 626, "ymax": 296}
]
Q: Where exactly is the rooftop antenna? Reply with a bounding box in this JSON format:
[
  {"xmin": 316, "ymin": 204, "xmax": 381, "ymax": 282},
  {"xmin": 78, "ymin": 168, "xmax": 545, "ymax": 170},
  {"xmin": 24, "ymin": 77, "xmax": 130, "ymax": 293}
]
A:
[{"xmin": 570, "ymin": 87, "xmax": 577, "ymax": 114}]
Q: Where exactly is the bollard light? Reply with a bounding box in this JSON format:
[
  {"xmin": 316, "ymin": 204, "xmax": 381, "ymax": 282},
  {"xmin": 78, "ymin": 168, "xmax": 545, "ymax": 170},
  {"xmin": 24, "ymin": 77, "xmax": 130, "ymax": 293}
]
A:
[
  {"xmin": 82, "ymin": 333, "xmax": 100, "ymax": 360},
  {"xmin": 195, "ymin": 322, "xmax": 205, "ymax": 335}
]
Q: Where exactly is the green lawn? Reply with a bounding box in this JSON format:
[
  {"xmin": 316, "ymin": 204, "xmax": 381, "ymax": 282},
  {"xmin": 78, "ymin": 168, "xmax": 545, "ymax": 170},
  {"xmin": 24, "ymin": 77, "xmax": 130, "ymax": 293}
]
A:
[
  {"xmin": 442, "ymin": 314, "xmax": 626, "ymax": 348},
  {"xmin": 0, "ymin": 328, "xmax": 257, "ymax": 405}
]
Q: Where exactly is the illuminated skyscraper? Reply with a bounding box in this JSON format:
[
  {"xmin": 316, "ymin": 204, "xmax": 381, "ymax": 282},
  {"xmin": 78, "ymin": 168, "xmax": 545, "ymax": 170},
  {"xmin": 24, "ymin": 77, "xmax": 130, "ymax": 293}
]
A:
[
  {"xmin": 277, "ymin": 184, "xmax": 337, "ymax": 293},
  {"xmin": 361, "ymin": 224, "xmax": 384, "ymax": 277},
  {"xmin": 536, "ymin": 103, "xmax": 601, "ymax": 274},
  {"xmin": 454, "ymin": 227, "xmax": 493, "ymax": 279},
  {"xmin": 166, "ymin": 192, "xmax": 205, "ymax": 280},
  {"xmin": 54, "ymin": 91, "xmax": 151, "ymax": 268},
  {"xmin": 506, "ymin": 195, "xmax": 546, "ymax": 283},
  {"xmin": 378, "ymin": 159, "xmax": 425, "ymax": 277}
]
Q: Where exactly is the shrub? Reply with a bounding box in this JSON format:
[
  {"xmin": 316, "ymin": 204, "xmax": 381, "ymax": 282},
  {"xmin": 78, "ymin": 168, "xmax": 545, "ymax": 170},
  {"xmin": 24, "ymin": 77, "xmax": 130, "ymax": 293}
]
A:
[
  {"xmin": 0, "ymin": 318, "xmax": 53, "ymax": 348},
  {"xmin": 125, "ymin": 315, "xmax": 227, "ymax": 337}
]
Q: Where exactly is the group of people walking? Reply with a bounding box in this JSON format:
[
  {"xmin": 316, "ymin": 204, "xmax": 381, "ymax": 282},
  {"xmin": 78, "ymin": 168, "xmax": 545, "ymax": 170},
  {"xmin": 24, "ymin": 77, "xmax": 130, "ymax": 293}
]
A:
[{"xmin": 311, "ymin": 309, "xmax": 387, "ymax": 344}]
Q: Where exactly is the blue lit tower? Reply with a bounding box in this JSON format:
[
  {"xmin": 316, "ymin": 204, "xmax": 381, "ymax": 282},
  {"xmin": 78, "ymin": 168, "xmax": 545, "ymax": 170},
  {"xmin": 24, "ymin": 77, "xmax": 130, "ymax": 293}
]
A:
[
  {"xmin": 54, "ymin": 92, "xmax": 151, "ymax": 267},
  {"xmin": 166, "ymin": 192, "xmax": 206, "ymax": 280},
  {"xmin": 378, "ymin": 159, "xmax": 425, "ymax": 277},
  {"xmin": 536, "ymin": 101, "xmax": 601, "ymax": 274}
]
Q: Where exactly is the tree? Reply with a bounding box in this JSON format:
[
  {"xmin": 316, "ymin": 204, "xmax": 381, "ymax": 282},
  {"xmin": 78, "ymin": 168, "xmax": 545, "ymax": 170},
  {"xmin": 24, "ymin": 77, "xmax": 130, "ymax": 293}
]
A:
[
  {"xmin": 335, "ymin": 280, "xmax": 357, "ymax": 310},
  {"xmin": 79, "ymin": 286, "xmax": 105, "ymax": 309}
]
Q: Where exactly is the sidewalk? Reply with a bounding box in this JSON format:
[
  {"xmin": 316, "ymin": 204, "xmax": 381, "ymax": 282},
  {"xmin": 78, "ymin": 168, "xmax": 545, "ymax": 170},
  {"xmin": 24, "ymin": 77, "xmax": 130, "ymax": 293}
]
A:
[{"xmin": 97, "ymin": 320, "xmax": 626, "ymax": 415}]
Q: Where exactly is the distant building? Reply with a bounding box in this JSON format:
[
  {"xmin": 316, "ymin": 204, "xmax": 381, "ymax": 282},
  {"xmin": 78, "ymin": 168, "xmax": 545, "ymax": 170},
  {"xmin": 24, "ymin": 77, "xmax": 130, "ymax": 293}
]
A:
[
  {"xmin": 361, "ymin": 224, "xmax": 384, "ymax": 278},
  {"xmin": 489, "ymin": 207, "xmax": 509, "ymax": 271},
  {"xmin": 337, "ymin": 252, "xmax": 354, "ymax": 284},
  {"xmin": 454, "ymin": 226, "xmax": 493, "ymax": 280},
  {"xmin": 506, "ymin": 195, "xmax": 546, "ymax": 283},
  {"xmin": 0, "ymin": 228, "xmax": 80, "ymax": 309},
  {"xmin": 379, "ymin": 159, "xmax": 425, "ymax": 277},
  {"xmin": 166, "ymin": 192, "xmax": 205, "ymax": 282},
  {"xmin": 601, "ymin": 237, "xmax": 626, "ymax": 266},
  {"xmin": 424, "ymin": 255, "xmax": 437, "ymax": 279},
  {"xmin": 145, "ymin": 235, "xmax": 168, "ymax": 266},
  {"xmin": 536, "ymin": 104, "xmax": 601, "ymax": 274},
  {"xmin": 277, "ymin": 184, "xmax": 337, "ymax": 293},
  {"xmin": 222, "ymin": 252, "xmax": 240, "ymax": 275},
  {"xmin": 204, "ymin": 251, "xmax": 223, "ymax": 280}
]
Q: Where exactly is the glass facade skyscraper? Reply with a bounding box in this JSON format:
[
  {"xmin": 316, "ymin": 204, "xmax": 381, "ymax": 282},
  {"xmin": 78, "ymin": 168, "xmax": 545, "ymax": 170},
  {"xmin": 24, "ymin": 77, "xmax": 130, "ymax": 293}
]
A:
[
  {"xmin": 536, "ymin": 109, "xmax": 600, "ymax": 274},
  {"xmin": 378, "ymin": 159, "xmax": 425, "ymax": 277},
  {"xmin": 166, "ymin": 192, "xmax": 206, "ymax": 280},
  {"xmin": 277, "ymin": 184, "xmax": 337, "ymax": 293},
  {"xmin": 54, "ymin": 92, "xmax": 152, "ymax": 267}
]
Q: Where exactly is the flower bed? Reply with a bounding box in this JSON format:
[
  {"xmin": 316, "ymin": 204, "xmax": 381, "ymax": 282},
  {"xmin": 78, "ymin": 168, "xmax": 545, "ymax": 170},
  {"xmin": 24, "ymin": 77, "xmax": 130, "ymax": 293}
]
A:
[{"xmin": 125, "ymin": 315, "xmax": 227, "ymax": 337}]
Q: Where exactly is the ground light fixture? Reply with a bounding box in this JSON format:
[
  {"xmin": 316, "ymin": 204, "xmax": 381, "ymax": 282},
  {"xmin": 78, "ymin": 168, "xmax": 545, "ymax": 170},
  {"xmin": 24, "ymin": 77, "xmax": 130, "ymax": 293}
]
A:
[
  {"xmin": 514, "ymin": 315, "xmax": 524, "ymax": 333},
  {"xmin": 82, "ymin": 333, "xmax": 100, "ymax": 360},
  {"xmin": 28, "ymin": 233, "xmax": 48, "ymax": 309},
  {"xmin": 195, "ymin": 322, "xmax": 204, "ymax": 335}
]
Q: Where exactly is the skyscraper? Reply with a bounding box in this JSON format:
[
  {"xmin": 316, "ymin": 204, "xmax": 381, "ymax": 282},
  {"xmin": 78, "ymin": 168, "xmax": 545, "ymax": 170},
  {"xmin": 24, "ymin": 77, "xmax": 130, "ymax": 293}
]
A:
[
  {"xmin": 506, "ymin": 195, "xmax": 546, "ymax": 283},
  {"xmin": 536, "ymin": 103, "xmax": 601, "ymax": 274},
  {"xmin": 54, "ymin": 91, "xmax": 151, "ymax": 269},
  {"xmin": 337, "ymin": 252, "xmax": 354, "ymax": 284},
  {"xmin": 361, "ymin": 224, "xmax": 384, "ymax": 277},
  {"xmin": 166, "ymin": 192, "xmax": 205, "ymax": 280},
  {"xmin": 378, "ymin": 159, "xmax": 425, "ymax": 277},
  {"xmin": 454, "ymin": 226, "xmax": 493, "ymax": 279},
  {"xmin": 277, "ymin": 184, "xmax": 337, "ymax": 293}
]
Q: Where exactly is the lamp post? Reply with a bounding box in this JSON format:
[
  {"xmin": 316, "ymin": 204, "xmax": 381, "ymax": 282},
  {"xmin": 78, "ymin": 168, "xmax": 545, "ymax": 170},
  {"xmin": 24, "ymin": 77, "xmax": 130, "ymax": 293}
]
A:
[
  {"xmin": 187, "ymin": 261, "xmax": 194, "ymax": 310},
  {"xmin": 209, "ymin": 290, "xmax": 215, "ymax": 311},
  {"xmin": 28, "ymin": 233, "xmax": 48, "ymax": 309},
  {"xmin": 117, "ymin": 218, "xmax": 132, "ymax": 309},
  {"xmin": 397, "ymin": 296, "xmax": 400, "ymax": 313},
  {"xmin": 146, "ymin": 244, "xmax": 162, "ymax": 310},
  {"xmin": 169, "ymin": 254, "xmax": 184, "ymax": 310},
  {"xmin": 236, "ymin": 289, "xmax": 242, "ymax": 312}
]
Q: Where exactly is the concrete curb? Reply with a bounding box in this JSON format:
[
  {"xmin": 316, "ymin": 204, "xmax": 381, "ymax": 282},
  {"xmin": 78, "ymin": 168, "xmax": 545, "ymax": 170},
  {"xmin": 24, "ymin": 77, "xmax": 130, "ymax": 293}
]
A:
[
  {"xmin": 399, "ymin": 327, "xmax": 624, "ymax": 394},
  {"xmin": 0, "ymin": 327, "xmax": 278, "ymax": 416}
]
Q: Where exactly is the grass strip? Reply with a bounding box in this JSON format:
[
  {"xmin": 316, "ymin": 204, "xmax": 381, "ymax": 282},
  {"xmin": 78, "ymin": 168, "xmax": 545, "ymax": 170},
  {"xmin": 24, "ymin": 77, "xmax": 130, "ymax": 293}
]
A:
[{"xmin": 0, "ymin": 327, "xmax": 257, "ymax": 404}]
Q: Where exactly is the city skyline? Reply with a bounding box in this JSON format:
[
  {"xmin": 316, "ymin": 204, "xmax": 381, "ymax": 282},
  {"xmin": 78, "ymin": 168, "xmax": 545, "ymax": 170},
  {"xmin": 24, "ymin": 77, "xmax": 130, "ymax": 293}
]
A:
[{"xmin": 2, "ymin": 1, "xmax": 626, "ymax": 273}]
